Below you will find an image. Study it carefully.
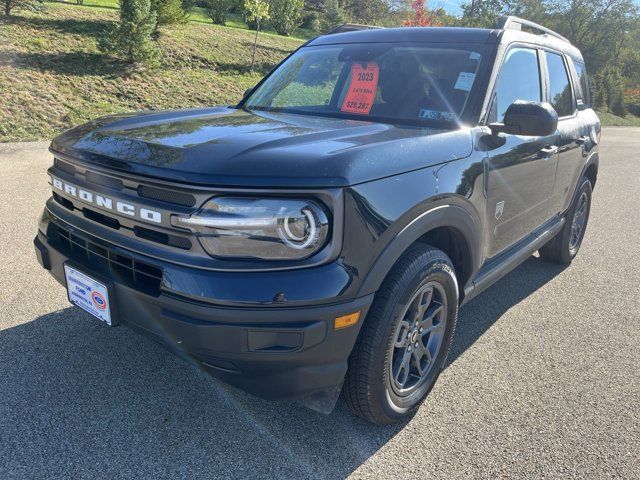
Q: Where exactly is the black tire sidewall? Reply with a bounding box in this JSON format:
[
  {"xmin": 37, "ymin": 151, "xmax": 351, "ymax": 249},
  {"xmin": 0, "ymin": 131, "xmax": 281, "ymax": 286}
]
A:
[
  {"xmin": 376, "ymin": 252, "xmax": 458, "ymax": 421},
  {"xmin": 560, "ymin": 178, "xmax": 593, "ymax": 262},
  {"xmin": 539, "ymin": 177, "xmax": 593, "ymax": 264},
  {"xmin": 567, "ymin": 179, "xmax": 592, "ymax": 258}
]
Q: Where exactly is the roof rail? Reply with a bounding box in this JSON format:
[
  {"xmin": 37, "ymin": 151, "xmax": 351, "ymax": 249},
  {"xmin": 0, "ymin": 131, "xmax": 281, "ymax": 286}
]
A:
[
  {"xmin": 497, "ymin": 16, "xmax": 570, "ymax": 44},
  {"xmin": 325, "ymin": 23, "xmax": 384, "ymax": 35}
]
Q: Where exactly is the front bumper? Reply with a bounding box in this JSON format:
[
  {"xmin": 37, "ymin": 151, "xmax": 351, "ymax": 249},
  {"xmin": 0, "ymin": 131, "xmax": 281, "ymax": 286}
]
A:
[{"xmin": 34, "ymin": 211, "xmax": 373, "ymax": 402}]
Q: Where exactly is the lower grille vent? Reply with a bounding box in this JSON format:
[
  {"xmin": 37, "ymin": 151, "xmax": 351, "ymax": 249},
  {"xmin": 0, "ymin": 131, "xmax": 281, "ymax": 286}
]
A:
[{"xmin": 48, "ymin": 223, "xmax": 162, "ymax": 296}]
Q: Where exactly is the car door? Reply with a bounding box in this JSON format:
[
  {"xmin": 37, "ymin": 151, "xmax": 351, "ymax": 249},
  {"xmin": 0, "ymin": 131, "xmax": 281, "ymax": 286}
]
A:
[
  {"xmin": 544, "ymin": 51, "xmax": 591, "ymax": 216},
  {"xmin": 484, "ymin": 46, "xmax": 559, "ymax": 258}
]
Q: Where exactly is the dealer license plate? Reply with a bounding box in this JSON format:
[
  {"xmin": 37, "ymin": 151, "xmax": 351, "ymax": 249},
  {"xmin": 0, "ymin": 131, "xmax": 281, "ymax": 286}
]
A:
[{"xmin": 64, "ymin": 264, "xmax": 112, "ymax": 325}]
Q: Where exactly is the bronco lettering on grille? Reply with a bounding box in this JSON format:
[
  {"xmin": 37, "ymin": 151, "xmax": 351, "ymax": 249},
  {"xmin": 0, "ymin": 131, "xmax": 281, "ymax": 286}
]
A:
[{"xmin": 51, "ymin": 177, "xmax": 162, "ymax": 224}]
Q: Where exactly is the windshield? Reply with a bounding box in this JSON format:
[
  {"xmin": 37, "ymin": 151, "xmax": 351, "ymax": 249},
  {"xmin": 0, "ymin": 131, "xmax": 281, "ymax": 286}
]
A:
[{"xmin": 243, "ymin": 43, "xmax": 485, "ymax": 127}]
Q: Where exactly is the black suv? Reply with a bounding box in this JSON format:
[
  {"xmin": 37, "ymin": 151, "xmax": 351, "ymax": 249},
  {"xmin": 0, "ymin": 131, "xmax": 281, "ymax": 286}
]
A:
[{"xmin": 34, "ymin": 17, "xmax": 600, "ymax": 424}]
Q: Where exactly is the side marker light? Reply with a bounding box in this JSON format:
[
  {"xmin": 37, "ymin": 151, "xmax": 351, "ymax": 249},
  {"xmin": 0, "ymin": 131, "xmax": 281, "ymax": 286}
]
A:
[{"xmin": 334, "ymin": 312, "xmax": 361, "ymax": 330}]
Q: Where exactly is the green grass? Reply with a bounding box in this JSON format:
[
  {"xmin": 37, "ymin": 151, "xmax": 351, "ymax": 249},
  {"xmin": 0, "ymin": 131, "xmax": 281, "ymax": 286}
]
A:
[
  {"xmin": 596, "ymin": 110, "xmax": 640, "ymax": 127},
  {"xmin": 0, "ymin": 2, "xmax": 304, "ymax": 142}
]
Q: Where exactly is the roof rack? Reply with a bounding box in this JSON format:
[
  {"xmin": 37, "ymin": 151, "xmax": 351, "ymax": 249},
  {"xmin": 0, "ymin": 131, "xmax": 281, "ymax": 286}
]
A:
[
  {"xmin": 325, "ymin": 23, "xmax": 384, "ymax": 35},
  {"xmin": 497, "ymin": 16, "xmax": 570, "ymax": 44}
]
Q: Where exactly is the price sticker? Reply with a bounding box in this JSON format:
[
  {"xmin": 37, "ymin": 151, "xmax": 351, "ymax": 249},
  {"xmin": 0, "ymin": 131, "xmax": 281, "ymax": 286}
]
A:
[{"xmin": 341, "ymin": 63, "xmax": 379, "ymax": 115}]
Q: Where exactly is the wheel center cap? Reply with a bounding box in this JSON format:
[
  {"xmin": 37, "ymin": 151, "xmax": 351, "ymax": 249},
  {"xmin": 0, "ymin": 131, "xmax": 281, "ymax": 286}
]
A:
[{"xmin": 410, "ymin": 330, "xmax": 419, "ymax": 344}]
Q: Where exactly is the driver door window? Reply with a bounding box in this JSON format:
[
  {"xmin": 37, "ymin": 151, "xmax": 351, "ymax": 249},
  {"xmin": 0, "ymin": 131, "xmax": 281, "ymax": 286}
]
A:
[
  {"xmin": 489, "ymin": 48, "xmax": 542, "ymax": 123},
  {"xmin": 484, "ymin": 46, "xmax": 557, "ymax": 258}
]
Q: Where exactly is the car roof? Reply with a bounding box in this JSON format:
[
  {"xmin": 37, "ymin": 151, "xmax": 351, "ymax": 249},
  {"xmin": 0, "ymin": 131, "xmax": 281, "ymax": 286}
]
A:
[
  {"xmin": 306, "ymin": 26, "xmax": 583, "ymax": 62},
  {"xmin": 307, "ymin": 27, "xmax": 500, "ymax": 46}
]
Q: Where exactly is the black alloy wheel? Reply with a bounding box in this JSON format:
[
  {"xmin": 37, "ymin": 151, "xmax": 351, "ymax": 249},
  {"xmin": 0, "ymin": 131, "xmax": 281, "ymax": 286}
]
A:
[
  {"xmin": 569, "ymin": 191, "xmax": 589, "ymax": 255},
  {"xmin": 389, "ymin": 282, "xmax": 448, "ymax": 396}
]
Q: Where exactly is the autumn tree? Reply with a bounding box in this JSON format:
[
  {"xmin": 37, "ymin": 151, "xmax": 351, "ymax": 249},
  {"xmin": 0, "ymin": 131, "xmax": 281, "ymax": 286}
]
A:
[{"xmin": 403, "ymin": 0, "xmax": 439, "ymax": 27}]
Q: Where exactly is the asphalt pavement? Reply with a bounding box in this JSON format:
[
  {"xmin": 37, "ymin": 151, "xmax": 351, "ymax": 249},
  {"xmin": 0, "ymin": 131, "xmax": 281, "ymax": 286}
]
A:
[{"xmin": 0, "ymin": 128, "xmax": 638, "ymax": 479}]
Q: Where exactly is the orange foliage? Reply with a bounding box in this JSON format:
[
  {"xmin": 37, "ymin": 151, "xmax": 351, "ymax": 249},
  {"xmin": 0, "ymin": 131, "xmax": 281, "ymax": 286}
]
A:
[{"xmin": 402, "ymin": 0, "xmax": 440, "ymax": 27}]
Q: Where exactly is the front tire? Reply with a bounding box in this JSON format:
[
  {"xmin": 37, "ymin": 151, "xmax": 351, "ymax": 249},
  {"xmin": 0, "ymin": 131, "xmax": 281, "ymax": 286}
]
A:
[
  {"xmin": 342, "ymin": 245, "xmax": 458, "ymax": 424},
  {"xmin": 539, "ymin": 177, "xmax": 592, "ymax": 264}
]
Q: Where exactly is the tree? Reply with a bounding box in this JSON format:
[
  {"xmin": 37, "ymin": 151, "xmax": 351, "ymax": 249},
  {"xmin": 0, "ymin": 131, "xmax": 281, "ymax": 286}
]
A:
[
  {"xmin": 268, "ymin": 0, "xmax": 304, "ymax": 36},
  {"xmin": 151, "ymin": 0, "xmax": 187, "ymax": 25},
  {"xmin": 244, "ymin": 0, "xmax": 269, "ymax": 70},
  {"xmin": 3, "ymin": 0, "xmax": 37, "ymax": 16},
  {"xmin": 592, "ymin": 73, "xmax": 608, "ymax": 111},
  {"xmin": 204, "ymin": 0, "xmax": 234, "ymax": 24},
  {"xmin": 342, "ymin": 0, "xmax": 391, "ymax": 24},
  {"xmin": 604, "ymin": 68, "xmax": 627, "ymax": 115},
  {"xmin": 546, "ymin": 0, "xmax": 636, "ymax": 74},
  {"xmin": 403, "ymin": 0, "xmax": 439, "ymax": 27},
  {"xmin": 320, "ymin": 0, "xmax": 343, "ymax": 31},
  {"xmin": 458, "ymin": 0, "xmax": 640, "ymax": 115},
  {"xmin": 99, "ymin": 0, "xmax": 161, "ymax": 66}
]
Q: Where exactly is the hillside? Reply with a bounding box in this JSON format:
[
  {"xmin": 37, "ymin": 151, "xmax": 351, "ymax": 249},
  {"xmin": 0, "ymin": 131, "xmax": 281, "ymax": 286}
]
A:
[
  {"xmin": 0, "ymin": 2, "xmax": 303, "ymax": 142},
  {"xmin": 1, "ymin": 3, "xmax": 637, "ymax": 142}
]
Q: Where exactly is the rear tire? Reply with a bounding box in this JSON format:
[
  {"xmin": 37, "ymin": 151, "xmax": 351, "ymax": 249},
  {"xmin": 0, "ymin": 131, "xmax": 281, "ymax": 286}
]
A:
[
  {"xmin": 342, "ymin": 245, "xmax": 458, "ymax": 425},
  {"xmin": 539, "ymin": 177, "xmax": 592, "ymax": 264}
]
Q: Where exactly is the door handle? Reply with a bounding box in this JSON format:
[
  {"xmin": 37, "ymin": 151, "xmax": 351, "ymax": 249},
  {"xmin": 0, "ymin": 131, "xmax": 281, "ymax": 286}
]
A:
[
  {"xmin": 576, "ymin": 135, "xmax": 590, "ymax": 146},
  {"xmin": 539, "ymin": 145, "xmax": 558, "ymax": 159}
]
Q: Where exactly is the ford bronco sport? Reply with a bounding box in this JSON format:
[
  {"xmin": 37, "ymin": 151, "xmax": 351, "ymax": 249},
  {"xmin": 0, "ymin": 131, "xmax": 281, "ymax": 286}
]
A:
[{"xmin": 34, "ymin": 17, "xmax": 600, "ymax": 424}]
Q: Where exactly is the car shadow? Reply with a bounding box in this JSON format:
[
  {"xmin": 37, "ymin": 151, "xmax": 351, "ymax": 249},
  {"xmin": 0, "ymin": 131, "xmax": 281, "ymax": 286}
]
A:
[
  {"xmin": 0, "ymin": 255, "xmax": 565, "ymax": 479},
  {"xmin": 448, "ymin": 254, "xmax": 568, "ymax": 366}
]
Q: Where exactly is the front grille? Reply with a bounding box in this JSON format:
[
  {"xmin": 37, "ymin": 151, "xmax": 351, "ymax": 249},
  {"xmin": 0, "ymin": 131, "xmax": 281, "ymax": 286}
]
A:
[
  {"xmin": 138, "ymin": 184, "xmax": 196, "ymax": 207},
  {"xmin": 52, "ymin": 193, "xmax": 192, "ymax": 251},
  {"xmin": 133, "ymin": 225, "xmax": 192, "ymax": 250},
  {"xmin": 53, "ymin": 192, "xmax": 73, "ymax": 211},
  {"xmin": 48, "ymin": 223, "xmax": 162, "ymax": 296},
  {"xmin": 85, "ymin": 171, "xmax": 124, "ymax": 190},
  {"xmin": 54, "ymin": 158, "xmax": 76, "ymax": 175},
  {"xmin": 82, "ymin": 208, "xmax": 121, "ymax": 230},
  {"xmin": 50, "ymin": 159, "xmax": 202, "ymax": 258}
]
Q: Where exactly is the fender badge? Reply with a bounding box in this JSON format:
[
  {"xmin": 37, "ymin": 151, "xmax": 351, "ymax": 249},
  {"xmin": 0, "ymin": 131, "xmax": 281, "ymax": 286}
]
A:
[{"xmin": 495, "ymin": 201, "xmax": 505, "ymax": 220}]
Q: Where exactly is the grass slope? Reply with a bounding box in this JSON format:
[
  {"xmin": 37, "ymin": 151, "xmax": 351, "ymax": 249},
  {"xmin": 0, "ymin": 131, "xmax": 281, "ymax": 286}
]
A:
[
  {"xmin": 594, "ymin": 110, "xmax": 640, "ymax": 127},
  {"xmin": 0, "ymin": 3, "xmax": 303, "ymax": 142}
]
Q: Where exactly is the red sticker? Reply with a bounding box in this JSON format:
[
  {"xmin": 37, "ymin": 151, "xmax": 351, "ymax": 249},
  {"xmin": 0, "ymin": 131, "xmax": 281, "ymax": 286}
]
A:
[{"xmin": 341, "ymin": 63, "xmax": 379, "ymax": 115}]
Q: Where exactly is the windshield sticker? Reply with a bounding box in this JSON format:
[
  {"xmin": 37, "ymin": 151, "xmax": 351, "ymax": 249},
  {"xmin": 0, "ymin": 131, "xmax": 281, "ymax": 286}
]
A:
[
  {"xmin": 454, "ymin": 72, "xmax": 476, "ymax": 92},
  {"xmin": 341, "ymin": 63, "xmax": 379, "ymax": 115},
  {"xmin": 469, "ymin": 52, "xmax": 481, "ymax": 60},
  {"xmin": 419, "ymin": 109, "xmax": 456, "ymax": 122}
]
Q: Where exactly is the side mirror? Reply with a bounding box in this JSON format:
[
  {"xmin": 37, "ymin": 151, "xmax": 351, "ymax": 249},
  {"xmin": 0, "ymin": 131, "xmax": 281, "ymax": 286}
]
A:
[
  {"xmin": 243, "ymin": 87, "xmax": 254, "ymax": 99},
  {"xmin": 490, "ymin": 100, "xmax": 558, "ymax": 137}
]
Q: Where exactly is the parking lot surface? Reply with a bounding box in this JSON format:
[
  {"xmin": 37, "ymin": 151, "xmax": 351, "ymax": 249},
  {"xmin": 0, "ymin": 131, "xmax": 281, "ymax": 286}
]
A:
[{"xmin": 0, "ymin": 128, "xmax": 638, "ymax": 479}]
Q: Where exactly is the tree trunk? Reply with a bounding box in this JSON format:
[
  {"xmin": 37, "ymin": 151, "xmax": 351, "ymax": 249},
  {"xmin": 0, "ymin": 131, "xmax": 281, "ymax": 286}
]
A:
[
  {"xmin": 250, "ymin": 21, "xmax": 259, "ymax": 71},
  {"xmin": 5, "ymin": 0, "xmax": 11, "ymax": 17}
]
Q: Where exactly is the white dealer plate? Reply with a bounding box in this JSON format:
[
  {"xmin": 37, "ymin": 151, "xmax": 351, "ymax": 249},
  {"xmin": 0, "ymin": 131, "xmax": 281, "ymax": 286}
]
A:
[{"xmin": 64, "ymin": 265, "xmax": 112, "ymax": 325}]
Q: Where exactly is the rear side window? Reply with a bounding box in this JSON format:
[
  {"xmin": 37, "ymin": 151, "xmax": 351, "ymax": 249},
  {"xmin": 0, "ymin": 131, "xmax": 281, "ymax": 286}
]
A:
[
  {"xmin": 546, "ymin": 53, "xmax": 575, "ymax": 117},
  {"xmin": 573, "ymin": 61, "xmax": 590, "ymax": 107},
  {"xmin": 490, "ymin": 48, "xmax": 541, "ymax": 122}
]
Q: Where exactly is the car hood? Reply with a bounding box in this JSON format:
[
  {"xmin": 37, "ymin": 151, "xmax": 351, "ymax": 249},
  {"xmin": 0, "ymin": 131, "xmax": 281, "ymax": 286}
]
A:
[{"xmin": 50, "ymin": 107, "xmax": 473, "ymax": 188}]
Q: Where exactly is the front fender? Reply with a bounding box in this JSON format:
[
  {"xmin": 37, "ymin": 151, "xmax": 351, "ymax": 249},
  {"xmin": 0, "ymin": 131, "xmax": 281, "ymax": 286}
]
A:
[{"xmin": 356, "ymin": 202, "xmax": 481, "ymax": 300}]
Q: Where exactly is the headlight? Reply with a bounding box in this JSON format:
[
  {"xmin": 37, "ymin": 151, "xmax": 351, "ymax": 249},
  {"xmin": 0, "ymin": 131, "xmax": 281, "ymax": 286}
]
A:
[{"xmin": 171, "ymin": 197, "xmax": 330, "ymax": 260}]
